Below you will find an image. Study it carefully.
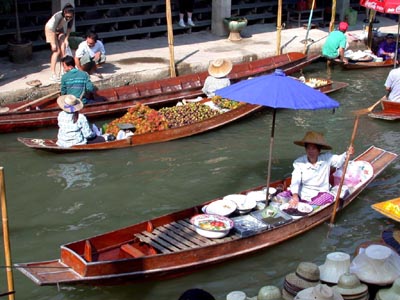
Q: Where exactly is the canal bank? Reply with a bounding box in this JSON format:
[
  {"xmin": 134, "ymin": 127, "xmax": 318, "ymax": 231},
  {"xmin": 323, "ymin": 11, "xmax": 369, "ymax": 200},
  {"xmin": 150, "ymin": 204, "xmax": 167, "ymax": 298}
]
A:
[{"xmin": 0, "ymin": 15, "xmax": 398, "ymax": 104}]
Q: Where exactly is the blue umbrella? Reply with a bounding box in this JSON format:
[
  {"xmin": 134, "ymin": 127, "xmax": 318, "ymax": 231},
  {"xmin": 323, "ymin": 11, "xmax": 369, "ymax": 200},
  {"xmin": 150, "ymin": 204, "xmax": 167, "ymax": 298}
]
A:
[{"xmin": 215, "ymin": 69, "xmax": 340, "ymax": 201}]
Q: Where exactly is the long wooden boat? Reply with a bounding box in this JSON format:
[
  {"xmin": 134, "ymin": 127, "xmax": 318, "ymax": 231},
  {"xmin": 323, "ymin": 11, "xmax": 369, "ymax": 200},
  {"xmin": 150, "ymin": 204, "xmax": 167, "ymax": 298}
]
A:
[
  {"xmin": 371, "ymin": 197, "xmax": 400, "ymax": 222},
  {"xmin": 15, "ymin": 146, "xmax": 397, "ymax": 285},
  {"xmin": 17, "ymin": 79, "xmax": 347, "ymax": 153},
  {"xmin": 0, "ymin": 52, "xmax": 320, "ymax": 133},
  {"xmin": 368, "ymin": 96, "xmax": 400, "ymax": 120},
  {"xmin": 342, "ymin": 58, "xmax": 395, "ymax": 70}
]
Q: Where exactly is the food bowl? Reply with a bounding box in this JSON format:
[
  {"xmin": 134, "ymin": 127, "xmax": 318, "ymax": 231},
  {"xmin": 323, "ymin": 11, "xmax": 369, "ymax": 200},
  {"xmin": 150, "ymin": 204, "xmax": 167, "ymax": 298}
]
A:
[
  {"xmin": 204, "ymin": 199, "xmax": 237, "ymax": 216},
  {"xmin": 246, "ymin": 188, "xmax": 276, "ymax": 202},
  {"xmin": 224, "ymin": 194, "xmax": 256, "ymax": 214},
  {"xmin": 190, "ymin": 214, "xmax": 234, "ymax": 238}
]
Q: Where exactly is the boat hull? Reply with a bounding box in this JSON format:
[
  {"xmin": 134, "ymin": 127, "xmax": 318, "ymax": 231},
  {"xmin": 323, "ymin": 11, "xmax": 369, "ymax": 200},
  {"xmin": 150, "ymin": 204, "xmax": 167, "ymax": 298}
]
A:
[
  {"xmin": 0, "ymin": 52, "xmax": 319, "ymax": 133},
  {"xmin": 15, "ymin": 146, "xmax": 397, "ymax": 285},
  {"xmin": 369, "ymin": 98, "xmax": 400, "ymax": 120}
]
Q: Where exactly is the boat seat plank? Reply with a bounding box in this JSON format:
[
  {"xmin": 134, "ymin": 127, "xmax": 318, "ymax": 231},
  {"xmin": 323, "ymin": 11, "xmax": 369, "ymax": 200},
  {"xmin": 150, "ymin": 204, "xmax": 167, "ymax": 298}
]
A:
[
  {"xmin": 120, "ymin": 243, "xmax": 146, "ymax": 258},
  {"xmin": 151, "ymin": 228, "xmax": 192, "ymax": 250},
  {"xmin": 134, "ymin": 233, "xmax": 173, "ymax": 254},
  {"xmin": 164, "ymin": 222, "xmax": 215, "ymax": 246},
  {"xmin": 156, "ymin": 226, "xmax": 200, "ymax": 248},
  {"xmin": 137, "ymin": 231, "xmax": 181, "ymax": 252}
]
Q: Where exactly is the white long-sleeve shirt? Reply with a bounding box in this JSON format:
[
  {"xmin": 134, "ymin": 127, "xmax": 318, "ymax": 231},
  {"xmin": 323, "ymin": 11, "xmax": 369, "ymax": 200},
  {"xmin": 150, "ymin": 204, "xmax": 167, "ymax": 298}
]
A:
[{"xmin": 290, "ymin": 152, "xmax": 347, "ymax": 201}]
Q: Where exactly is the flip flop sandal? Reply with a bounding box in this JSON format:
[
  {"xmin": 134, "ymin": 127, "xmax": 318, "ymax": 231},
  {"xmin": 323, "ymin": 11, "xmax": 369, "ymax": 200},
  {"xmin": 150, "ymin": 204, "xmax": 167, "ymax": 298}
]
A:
[{"xmin": 26, "ymin": 80, "xmax": 42, "ymax": 87}]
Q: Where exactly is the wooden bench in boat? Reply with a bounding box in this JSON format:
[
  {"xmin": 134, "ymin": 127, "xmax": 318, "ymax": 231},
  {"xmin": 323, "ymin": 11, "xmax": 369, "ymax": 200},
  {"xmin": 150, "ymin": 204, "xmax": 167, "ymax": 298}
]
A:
[{"xmin": 134, "ymin": 219, "xmax": 240, "ymax": 254}]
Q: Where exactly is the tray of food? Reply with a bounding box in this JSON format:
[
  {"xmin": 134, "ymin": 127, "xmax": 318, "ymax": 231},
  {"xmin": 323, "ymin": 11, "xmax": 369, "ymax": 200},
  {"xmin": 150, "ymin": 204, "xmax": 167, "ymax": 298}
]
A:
[
  {"xmin": 231, "ymin": 214, "xmax": 270, "ymax": 237},
  {"xmin": 371, "ymin": 197, "xmax": 400, "ymax": 222},
  {"xmin": 250, "ymin": 206, "xmax": 292, "ymax": 227}
]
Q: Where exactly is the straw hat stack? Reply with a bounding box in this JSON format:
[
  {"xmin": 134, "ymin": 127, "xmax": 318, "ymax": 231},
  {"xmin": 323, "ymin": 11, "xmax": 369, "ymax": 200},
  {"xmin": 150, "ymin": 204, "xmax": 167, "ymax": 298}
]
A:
[
  {"xmin": 350, "ymin": 244, "xmax": 400, "ymax": 286},
  {"xmin": 319, "ymin": 252, "xmax": 351, "ymax": 285},
  {"xmin": 375, "ymin": 277, "xmax": 400, "ymax": 300},
  {"xmin": 257, "ymin": 286, "xmax": 284, "ymax": 300},
  {"xmin": 294, "ymin": 284, "xmax": 344, "ymax": 300},
  {"xmin": 282, "ymin": 262, "xmax": 321, "ymax": 300},
  {"xmin": 332, "ymin": 272, "xmax": 369, "ymax": 300}
]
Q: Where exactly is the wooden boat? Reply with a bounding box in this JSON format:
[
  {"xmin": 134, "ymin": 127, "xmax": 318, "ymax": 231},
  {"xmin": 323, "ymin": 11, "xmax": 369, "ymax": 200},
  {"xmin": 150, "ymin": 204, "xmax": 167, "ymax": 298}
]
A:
[
  {"xmin": 341, "ymin": 58, "xmax": 395, "ymax": 70},
  {"xmin": 371, "ymin": 197, "xmax": 400, "ymax": 222},
  {"xmin": 0, "ymin": 52, "xmax": 320, "ymax": 133},
  {"xmin": 15, "ymin": 146, "xmax": 397, "ymax": 285},
  {"xmin": 17, "ymin": 79, "xmax": 347, "ymax": 153},
  {"xmin": 368, "ymin": 96, "xmax": 400, "ymax": 120}
]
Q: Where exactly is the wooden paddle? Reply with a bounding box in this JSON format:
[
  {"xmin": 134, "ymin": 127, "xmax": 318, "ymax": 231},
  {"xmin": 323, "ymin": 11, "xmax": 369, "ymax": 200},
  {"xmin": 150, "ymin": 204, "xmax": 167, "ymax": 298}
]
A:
[
  {"xmin": 10, "ymin": 90, "xmax": 60, "ymax": 112},
  {"xmin": 329, "ymin": 99, "xmax": 383, "ymax": 225}
]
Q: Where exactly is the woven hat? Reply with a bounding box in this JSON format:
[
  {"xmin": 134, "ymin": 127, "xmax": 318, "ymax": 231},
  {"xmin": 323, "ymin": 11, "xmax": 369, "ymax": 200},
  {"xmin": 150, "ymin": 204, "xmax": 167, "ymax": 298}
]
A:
[
  {"xmin": 376, "ymin": 277, "xmax": 400, "ymax": 300},
  {"xmin": 294, "ymin": 284, "xmax": 344, "ymax": 300},
  {"xmin": 386, "ymin": 33, "xmax": 395, "ymax": 39},
  {"xmin": 332, "ymin": 272, "xmax": 368, "ymax": 296},
  {"xmin": 338, "ymin": 22, "xmax": 348, "ymax": 32},
  {"xmin": 285, "ymin": 262, "xmax": 321, "ymax": 291},
  {"xmin": 257, "ymin": 286, "xmax": 283, "ymax": 300},
  {"xmin": 293, "ymin": 131, "xmax": 332, "ymax": 150},
  {"xmin": 350, "ymin": 244, "xmax": 400, "ymax": 285},
  {"xmin": 57, "ymin": 94, "xmax": 83, "ymax": 113},
  {"xmin": 319, "ymin": 252, "xmax": 351, "ymax": 284},
  {"xmin": 226, "ymin": 291, "xmax": 246, "ymax": 300},
  {"xmin": 208, "ymin": 59, "xmax": 233, "ymax": 78}
]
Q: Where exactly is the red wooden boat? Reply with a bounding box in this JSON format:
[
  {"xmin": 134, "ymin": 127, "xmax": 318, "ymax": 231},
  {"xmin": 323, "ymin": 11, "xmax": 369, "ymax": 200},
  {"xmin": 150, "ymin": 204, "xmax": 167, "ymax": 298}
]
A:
[
  {"xmin": 341, "ymin": 58, "xmax": 395, "ymax": 70},
  {"xmin": 368, "ymin": 96, "xmax": 400, "ymax": 120},
  {"xmin": 0, "ymin": 52, "xmax": 319, "ymax": 133},
  {"xmin": 15, "ymin": 146, "xmax": 397, "ymax": 285},
  {"xmin": 17, "ymin": 79, "xmax": 347, "ymax": 153}
]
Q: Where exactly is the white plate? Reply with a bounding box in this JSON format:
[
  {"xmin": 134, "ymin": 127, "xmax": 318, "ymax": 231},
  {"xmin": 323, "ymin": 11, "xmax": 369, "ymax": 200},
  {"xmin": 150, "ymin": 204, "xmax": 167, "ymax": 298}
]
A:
[{"xmin": 204, "ymin": 199, "xmax": 237, "ymax": 216}]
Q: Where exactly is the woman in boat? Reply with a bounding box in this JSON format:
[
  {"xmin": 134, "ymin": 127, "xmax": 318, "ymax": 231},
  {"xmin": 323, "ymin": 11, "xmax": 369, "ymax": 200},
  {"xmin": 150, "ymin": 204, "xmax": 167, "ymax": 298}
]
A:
[
  {"xmin": 322, "ymin": 22, "xmax": 349, "ymax": 65},
  {"xmin": 202, "ymin": 59, "xmax": 232, "ymax": 98},
  {"xmin": 377, "ymin": 34, "xmax": 397, "ymax": 61},
  {"xmin": 44, "ymin": 3, "xmax": 75, "ymax": 82},
  {"xmin": 56, "ymin": 95, "xmax": 105, "ymax": 147},
  {"xmin": 288, "ymin": 131, "xmax": 354, "ymax": 207}
]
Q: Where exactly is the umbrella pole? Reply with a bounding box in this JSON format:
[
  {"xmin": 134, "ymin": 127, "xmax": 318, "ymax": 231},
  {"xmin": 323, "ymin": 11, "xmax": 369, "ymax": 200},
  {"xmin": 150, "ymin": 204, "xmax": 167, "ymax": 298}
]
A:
[
  {"xmin": 166, "ymin": 0, "xmax": 176, "ymax": 77},
  {"xmin": 1, "ymin": 167, "xmax": 15, "ymax": 300},
  {"xmin": 265, "ymin": 109, "xmax": 276, "ymax": 205}
]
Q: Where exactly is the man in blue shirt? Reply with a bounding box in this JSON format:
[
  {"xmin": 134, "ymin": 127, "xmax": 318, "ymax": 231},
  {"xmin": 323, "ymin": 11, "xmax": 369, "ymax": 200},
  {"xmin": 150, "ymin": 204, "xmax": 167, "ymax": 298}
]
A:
[
  {"xmin": 322, "ymin": 22, "xmax": 349, "ymax": 64},
  {"xmin": 61, "ymin": 55, "xmax": 95, "ymax": 104}
]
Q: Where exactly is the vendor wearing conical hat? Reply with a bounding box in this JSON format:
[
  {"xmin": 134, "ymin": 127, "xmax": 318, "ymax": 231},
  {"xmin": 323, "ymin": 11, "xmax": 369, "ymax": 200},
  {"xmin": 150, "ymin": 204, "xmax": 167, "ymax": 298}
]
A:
[
  {"xmin": 201, "ymin": 58, "xmax": 232, "ymax": 98},
  {"xmin": 56, "ymin": 94, "xmax": 104, "ymax": 147},
  {"xmin": 288, "ymin": 131, "xmax": 354, "ymax": 208}
]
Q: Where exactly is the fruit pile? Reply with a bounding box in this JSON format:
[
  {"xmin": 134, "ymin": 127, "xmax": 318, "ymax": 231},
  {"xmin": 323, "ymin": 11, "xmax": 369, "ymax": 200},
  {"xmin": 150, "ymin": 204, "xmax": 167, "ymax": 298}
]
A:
[
  {"xmin": 159, "ymin": 102, "xmax": 221, "ymax": 128},
  {"xmin": 305, "ymin": 78, "xmax": 329, "ymax": 88},
  {"xmin": 104, "ymin": 103, "xmax": 169, "ymax": 136},
  {"xmin": 211, "ymin": 96, "xmax": 243, "ymax": 110}
]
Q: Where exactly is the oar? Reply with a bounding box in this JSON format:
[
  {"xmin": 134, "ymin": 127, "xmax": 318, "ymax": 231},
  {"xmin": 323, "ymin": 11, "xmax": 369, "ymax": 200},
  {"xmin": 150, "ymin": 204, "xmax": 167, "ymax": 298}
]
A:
[
  {"xmin": 329, "ymin": 99, "xmax": 382, "ymax": 225},
  {"xmin": 10, "ymin": 90, "xmax": 60, "ymax": 112}
]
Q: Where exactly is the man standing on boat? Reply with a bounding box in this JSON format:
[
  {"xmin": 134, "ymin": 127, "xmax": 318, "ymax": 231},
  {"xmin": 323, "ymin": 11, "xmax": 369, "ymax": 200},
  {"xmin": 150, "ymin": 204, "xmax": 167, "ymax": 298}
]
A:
[
  {"xmin": 384, "ymin": 67, "xmax": 400, "ymax": 102},
  {"xmin": 322, "ymin": 22, "xmax": 349, "ymax": 65},
  {"xmin": 61, "ymin": 55, "xmax": 95, "ymax": 105}
]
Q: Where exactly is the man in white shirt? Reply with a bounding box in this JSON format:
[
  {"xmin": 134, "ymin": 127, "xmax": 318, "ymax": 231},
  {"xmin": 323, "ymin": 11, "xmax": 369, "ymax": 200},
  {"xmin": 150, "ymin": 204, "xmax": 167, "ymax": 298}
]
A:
[
  {"xmin": 75, "ymin": 30, "xmax": 106, "ymax": 78},
  {"xmin": 384, "ymin": 67, "xmax": 400, "ymax": 102}
]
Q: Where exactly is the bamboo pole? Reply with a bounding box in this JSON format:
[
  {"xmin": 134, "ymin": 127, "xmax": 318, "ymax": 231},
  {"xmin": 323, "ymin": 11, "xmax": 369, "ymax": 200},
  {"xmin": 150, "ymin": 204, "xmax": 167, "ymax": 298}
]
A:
[
  {"xmin": 303, "ymin": 0, "xmax": 316, "ymax": 54},
  {"xmin": 329, "ymin": 0, "xmax": 337, "ymax": 32},
  {"xmin": 0, "ymin": 167, "xmax": 15, "ymax": 300},
  {"xmin": 276, "ymin": 0, "xmax": 282, "ymax": 54},
  {"xmin": 166, "ymin": 0, "xmax": 176, "ymax": 77}
]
